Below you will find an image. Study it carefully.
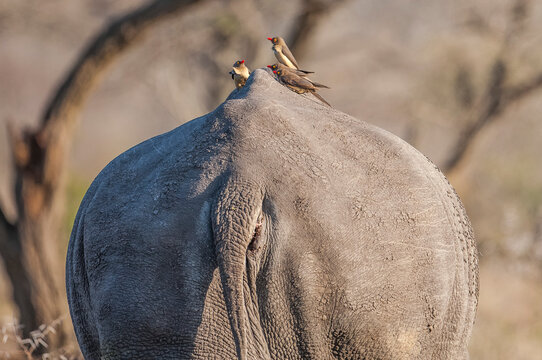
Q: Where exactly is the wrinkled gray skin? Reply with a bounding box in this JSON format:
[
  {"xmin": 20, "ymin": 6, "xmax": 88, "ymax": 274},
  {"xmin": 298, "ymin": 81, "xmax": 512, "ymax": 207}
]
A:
[{"xmin": 66, "ymin": 69, "xmax": 478, "ymax": 359}]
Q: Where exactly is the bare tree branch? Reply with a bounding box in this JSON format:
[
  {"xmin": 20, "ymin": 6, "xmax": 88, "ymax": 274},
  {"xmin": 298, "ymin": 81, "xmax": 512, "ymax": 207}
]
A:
[
  {"xmin": 443, "ymin": 59, "xmax": 506, "ymax": 174},
  {"xmin": 288, "ymin": 0, "xmax": 350, "ymax": 59},
  {"xmin": 504, "ymin": 0, "xmax": 530, "ymax": 45},
  {"xmin": 0, "ymin": 204, "xmax": 37, "ymax": 334},
  {"xmin": 33, "ymin": 0, "xmax": 206, "ymax": 208},
  {"xmin": 1, "ymin": 0, "xmax": 207, "ymax": 345},
  {"xmin": 503, "ymin": 71, "xmax": 542, "ymax": 103},
  {"xmin": 443, "ymin": 66, "xmax": 542, "ymax": 175},
  {"xmin": 442, "ymin": 0, "xmax": 541, "ymax": 175}
]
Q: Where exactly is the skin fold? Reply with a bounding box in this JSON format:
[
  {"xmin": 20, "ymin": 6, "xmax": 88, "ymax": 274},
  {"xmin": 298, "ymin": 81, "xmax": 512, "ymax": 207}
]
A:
[{"xmin": 66, "ymin": 69, "xmax": 478, "ymax": 359}]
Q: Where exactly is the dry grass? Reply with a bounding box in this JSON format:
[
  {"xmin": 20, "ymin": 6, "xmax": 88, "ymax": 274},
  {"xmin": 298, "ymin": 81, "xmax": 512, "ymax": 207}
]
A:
[
  {"xmin": 469, "ymin": 259, "xmax": 542, "ymax": 360},
  {"xmin": 0, "ymin": 316, "xmax": 80, "ymax": 360}
]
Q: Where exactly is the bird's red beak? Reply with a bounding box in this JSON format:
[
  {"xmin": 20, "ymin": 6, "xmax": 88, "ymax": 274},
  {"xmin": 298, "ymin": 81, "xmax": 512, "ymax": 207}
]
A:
[
  {"xmin": 273, "ymin": 70, "xmax": 277, "ymax": 74},
  {"xmin": 240, "ymin": 60, "xmax": 245, "ymax": 64},
  {"xmin": 267, "ymin": 65, "xmax": 272, "ymax": 68},
  {"xmin": 267, "ymin": 37, "xmax": 273, "ymax": 41}
]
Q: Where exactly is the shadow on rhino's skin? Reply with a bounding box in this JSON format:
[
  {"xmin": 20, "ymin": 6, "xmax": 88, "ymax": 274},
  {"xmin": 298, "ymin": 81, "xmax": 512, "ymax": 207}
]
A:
[
  {"xmin": 104, "ymin": 185, "xmax": 220, "ymax": 359},
  {"xmin": 68, "ymin": 151, "xmax": 238, "ymax": 358}
]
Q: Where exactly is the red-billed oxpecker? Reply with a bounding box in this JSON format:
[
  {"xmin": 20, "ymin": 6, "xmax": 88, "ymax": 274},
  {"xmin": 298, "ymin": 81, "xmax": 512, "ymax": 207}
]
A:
[
  {"xmin": 267, "ymin": 36, "xmax": 300, "ymax": 70},
  {"xmin": 273, "ymin": 69, "xmax": 331, "ymax": 107},
  {"xmin": 267, "ymin": 63, "xmax": 329, "ymax": 89},
  {"xmin": 229, "ymin": 60, "xmax": 250, "ymax": 89}
]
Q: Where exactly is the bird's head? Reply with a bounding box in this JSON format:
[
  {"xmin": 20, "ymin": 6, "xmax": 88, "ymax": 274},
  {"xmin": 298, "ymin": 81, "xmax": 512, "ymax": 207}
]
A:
[
  {"xmin": 267, "ymin": 37, "xmax": 279, "ymax": 44},
  {"xmin": 233, "ymin": 59, "xmax": 245, "ymax": 68},
  {"xmin": 274, "ymin": 69, "xmax": 283, "ymax": 76},
  {"xmin": 267, "ymin": 64, "xmax": 279, "ymax": 71}
]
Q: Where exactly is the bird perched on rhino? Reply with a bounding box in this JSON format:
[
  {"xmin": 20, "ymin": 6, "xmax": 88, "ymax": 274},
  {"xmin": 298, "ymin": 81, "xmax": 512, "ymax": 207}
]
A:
[
  {"xmin": 229, "ymin": 60, "xmax": 250, "ymax": 89},
  {"xmin": 267, "ymin": 36, "xmax": 301, "ymax": 70},
  {"xmin": 273, "ymin": 69, "xmax": 331, "ymax": 107},
  {"xmin": 267, "ymin": 63, "xmax": 330, "ymax": 89},
  {"xmin": 267, "ymin": 63, "xmax": 313, "ymax": 77}
]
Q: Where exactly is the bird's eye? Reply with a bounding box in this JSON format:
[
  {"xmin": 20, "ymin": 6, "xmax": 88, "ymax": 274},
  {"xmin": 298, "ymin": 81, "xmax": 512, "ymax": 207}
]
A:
[{"xmin": 273, "ymin": 38, "xmax": 277, "ymax": 42}]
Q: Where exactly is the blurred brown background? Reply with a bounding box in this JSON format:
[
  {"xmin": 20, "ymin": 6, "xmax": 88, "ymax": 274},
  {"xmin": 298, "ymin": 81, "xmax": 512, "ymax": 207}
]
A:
[{"xmin": 0, "ymin": 0, "xmax": 541, "ymax": 358}]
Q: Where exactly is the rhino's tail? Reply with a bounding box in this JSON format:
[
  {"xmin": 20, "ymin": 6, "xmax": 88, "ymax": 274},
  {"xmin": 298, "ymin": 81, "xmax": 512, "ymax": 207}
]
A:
[{"xmin": 212, "ymin": 178, "xmax": 269, "ymax": 360}]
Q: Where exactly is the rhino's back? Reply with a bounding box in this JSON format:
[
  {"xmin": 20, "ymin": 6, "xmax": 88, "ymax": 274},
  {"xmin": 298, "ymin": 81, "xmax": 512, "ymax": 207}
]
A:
[{"xmin": 67, "ymin": 69, "xmax": 477, "ymax": 359}]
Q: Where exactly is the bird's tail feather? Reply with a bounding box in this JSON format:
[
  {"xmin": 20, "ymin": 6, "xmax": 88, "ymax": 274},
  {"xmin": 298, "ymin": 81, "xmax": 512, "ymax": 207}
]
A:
[
  {"xmin": 310, "ymin": 81, "xmax": 330, "ymax": 89},
  {"xmin": 311, "ymin": 92, "xmax": 331, "ymax": 107}
]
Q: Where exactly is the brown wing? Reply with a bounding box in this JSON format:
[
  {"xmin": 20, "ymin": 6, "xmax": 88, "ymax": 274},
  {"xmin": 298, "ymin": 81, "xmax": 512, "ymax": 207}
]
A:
[
  {"xmin": 280, "ymin": 43, "xmax": 300, "ymax": 69},
  {"xmin": 280, "ymin": 72, "xmax": 316, "ymax": 90},
  {"xmin": 290, "ymin": 68, "xmax": 314, "ymax": 77},
  {"xmin": 277, "ymin": 64, "xmax": 311, "ymax": 76}
]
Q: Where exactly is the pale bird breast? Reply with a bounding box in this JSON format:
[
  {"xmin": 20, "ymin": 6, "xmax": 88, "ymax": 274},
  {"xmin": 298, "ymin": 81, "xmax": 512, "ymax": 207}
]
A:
[
  {"xmin": 276, "ymin": 52, "xmax": 295, "ymax": 69},
  {"xmin": 240, "ymin": 67, "xmax": 250, "ymax": 79},
  {"xmin": 232, "ymin": 67, "xmax": 246, "ymax": 78}
]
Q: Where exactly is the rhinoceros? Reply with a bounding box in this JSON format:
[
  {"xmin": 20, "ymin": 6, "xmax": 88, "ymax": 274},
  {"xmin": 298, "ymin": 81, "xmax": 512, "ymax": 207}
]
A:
[{"xmin": 66, "ymin": 69, "xmax": 478, "ymax": 359}]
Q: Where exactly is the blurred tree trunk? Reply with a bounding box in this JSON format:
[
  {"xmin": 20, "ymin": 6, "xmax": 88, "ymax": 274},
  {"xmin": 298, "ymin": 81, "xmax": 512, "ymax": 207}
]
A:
[
  {"xmin": 443, "ymin": 62, "xmax": 542, "ymax": 175},
  {"xmin": 0, "ymin": 0, "xmax": 206, "ymax": 349},
  {"xmin": 443, "ymin": 0, "xmax": 542, "ymax": 175},
  {"xmin": 288, "ymin": 0, "xmax": 350, "ymax": 59}
]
